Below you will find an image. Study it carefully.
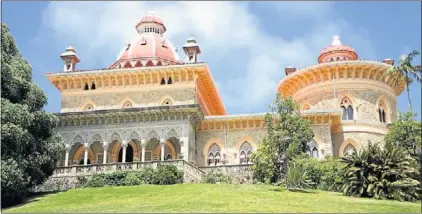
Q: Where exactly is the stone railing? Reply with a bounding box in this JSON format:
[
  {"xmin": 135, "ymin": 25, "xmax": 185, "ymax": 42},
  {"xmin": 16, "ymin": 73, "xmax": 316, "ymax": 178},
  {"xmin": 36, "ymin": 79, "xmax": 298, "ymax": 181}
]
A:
[
  {"xmin": 199, "ymin": 164, "xmax": 253, "ymax": 183},
  {"xmin": 51, "ymin": 160, "xmax": 205, "ymax": 183}
]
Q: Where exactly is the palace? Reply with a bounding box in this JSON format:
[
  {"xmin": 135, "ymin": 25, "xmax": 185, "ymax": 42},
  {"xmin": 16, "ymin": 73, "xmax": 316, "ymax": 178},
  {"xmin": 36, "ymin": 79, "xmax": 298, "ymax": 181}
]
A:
[{"xmin": 46, "ymin": 12, "xmax": 405, "ymax": 181}]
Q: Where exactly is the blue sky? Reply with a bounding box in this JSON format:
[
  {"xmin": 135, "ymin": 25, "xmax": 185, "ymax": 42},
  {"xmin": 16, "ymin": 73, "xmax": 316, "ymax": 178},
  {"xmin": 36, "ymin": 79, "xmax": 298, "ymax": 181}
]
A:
[{"xmin": 2, "ymin": 1, "xmax": 421, "ymax": 120}]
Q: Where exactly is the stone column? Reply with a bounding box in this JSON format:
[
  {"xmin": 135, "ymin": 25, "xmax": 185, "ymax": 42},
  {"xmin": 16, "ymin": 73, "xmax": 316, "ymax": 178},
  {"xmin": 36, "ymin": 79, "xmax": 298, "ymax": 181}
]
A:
[
  {"xmin": 122, "ymin": 142, "xmax": 128, "ymax": 163},
  {"xmin": 103, "ymin": 143, "xmax": 109, "ymax": 164},
  {"xmin": 179, "ymin": 136, "xmax": 189, "ymax": 162},
  {"xmin": 64, "ymin": 144, "xmax": 71, "ymax": 167},
  {"xmin": 83, "ymin": 146, "xmax": 89, "ymax": 165},
  {"xmin": 160, "ymin": 139, "xmax": 165, "ymax": 161},
  {"xmin": 141, "ymin": 139, "xmax": 146, "ymax": 162}
]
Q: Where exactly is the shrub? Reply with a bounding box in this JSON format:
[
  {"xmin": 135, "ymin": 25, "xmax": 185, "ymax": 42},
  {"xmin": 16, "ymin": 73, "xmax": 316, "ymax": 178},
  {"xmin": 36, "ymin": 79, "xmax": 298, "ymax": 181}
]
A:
[
  {"xmin": 85, "ymin": 175, "xmax": 106, "ymax": 188},
  {"xmin": 103, "ymin": 171, "xmax": 128, "ymax": 186},
  {"xmin": 293, "ymin": 155, "xmax": 345, "ymax": 192},
  {"xmin": 139, "ymin": 167, "xmax": 155, "ymax": 184},
  {"xmin": 285, "ymin": 162, "xmax": 313, "ymax": 190},
  {"xmin": 152, "ymin": 164, "xmax": 183, "ymax": 185},
  {"xmin": 124, "ymin": 173, "xmax": 142, "ymax": 186},
  {"xmin": 75, "ymin": 176, "xmax": 88, "ymax": 188},
  {"xmin": 201, "ymin": 171, "xmax": 232, "ymax": 184},
  {"xmin": 341, "ymin": 142, "xmax": 420, "ymax": 201}
]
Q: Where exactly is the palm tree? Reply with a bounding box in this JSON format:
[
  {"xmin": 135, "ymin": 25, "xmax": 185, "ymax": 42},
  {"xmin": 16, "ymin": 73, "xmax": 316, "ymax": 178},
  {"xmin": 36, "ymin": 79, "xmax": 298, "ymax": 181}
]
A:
[{"xmin": 385, "ymin": 50, "xmax": 422, "ymax": 112}]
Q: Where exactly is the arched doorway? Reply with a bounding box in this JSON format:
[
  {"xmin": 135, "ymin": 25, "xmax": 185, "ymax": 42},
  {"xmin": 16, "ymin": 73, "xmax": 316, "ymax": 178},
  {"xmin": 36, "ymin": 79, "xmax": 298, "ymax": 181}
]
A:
[{"xmin": 118, "ymin": 144, "xmax": 134, "ymax": 162}]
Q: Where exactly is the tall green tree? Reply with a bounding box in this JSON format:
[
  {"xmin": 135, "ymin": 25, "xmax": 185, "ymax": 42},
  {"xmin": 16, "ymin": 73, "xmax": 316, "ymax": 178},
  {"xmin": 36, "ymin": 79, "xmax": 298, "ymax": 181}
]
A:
[
  {"xmin": 250, "ymin": 95, "xmax": 314, "ymax": 184},
  {"xmin": 384, "ymin": 50, "xmax": 421, "ymax": 112},
  {"xmin": 1, "ymin": 24, "xmax": 64, "ymax": 206},
  {"xmin": 385, "ymin": 111, "xmax": 421, "ymax": 160}
]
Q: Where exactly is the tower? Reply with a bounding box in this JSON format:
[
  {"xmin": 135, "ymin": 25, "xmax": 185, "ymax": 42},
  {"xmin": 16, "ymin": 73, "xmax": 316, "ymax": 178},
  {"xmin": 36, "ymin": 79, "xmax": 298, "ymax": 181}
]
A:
[
  {"xmin": 183, "ymin": 37, "xmax": 201, "ymax": 63},
  {"xmin": 60, "ymin": 45, "xmax": 80, "ymax": 72}
]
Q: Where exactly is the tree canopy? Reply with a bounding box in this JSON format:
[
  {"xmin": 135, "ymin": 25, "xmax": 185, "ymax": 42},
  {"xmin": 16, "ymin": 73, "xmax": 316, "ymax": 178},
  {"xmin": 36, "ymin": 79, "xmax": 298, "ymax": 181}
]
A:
[
  {"xmin": 1, "ymin": 23, "xmax": 64, "ymax": 206},
  {"xmin": 251, "ymin": 95, "xmax": 314, "ymax": 184}
]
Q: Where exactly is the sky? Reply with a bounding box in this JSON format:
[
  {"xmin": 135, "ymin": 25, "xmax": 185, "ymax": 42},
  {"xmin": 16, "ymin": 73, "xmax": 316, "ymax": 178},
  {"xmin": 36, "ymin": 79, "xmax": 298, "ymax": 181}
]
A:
[{"xmin": 2, "ymin": 1, "xmax": 422, "ymax": 120}]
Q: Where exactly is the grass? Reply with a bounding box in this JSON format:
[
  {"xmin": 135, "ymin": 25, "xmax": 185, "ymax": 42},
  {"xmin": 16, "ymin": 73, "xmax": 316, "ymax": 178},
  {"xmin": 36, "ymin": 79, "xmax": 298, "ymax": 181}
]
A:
[{"xmin": 3, "ymin": 184, "xmax": 420, "ymax": 213}]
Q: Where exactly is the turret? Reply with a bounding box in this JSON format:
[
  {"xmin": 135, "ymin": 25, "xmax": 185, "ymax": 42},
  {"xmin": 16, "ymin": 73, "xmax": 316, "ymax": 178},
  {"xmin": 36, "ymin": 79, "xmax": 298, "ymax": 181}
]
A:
[
  {"xmin": 60, "ymin": 45, "xmax": 80, "ymax": 72},
  {"xmin": 183, "ymin": 37, "xmax": 201, "ymax": 63}
]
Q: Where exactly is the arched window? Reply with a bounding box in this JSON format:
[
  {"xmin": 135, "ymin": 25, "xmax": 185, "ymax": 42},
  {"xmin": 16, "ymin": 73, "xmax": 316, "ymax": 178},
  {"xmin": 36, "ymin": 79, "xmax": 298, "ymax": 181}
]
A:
[
  {"xmin": 167, "ymin": 77, "xmax": 173, "ymax": 84},
  {"xmin": 91, "ymin": 82, "xmax": 96, "ymax": 90},
  {"xmin": 84, "ymin": 83, "xmax": 89, "ymax": 90},
  {"xmin": 340, "ymin": 98, "xmax": 354, "ymax": 120},
  {"xmin": 165, "ymin": 153, "xmax": 172, "ymax": 160},
  {"xmin": 378, "ymin": 101, "xmax": 387, "ymax": 123},
  {"xmin": 207, "ymin": 143, "xmax": 221, "ymax": 166},
  {"xmin": 306, "ymin": 140, "xmax": 319, "ymax": 158},
  {"xmin": 239, "ymin": 141, "xmax": 252, "ymax": 164},
  {"xmin": 343, "ymin": 144, "xmax": 356, "ymax": 156},
  {"xmin": 160, "ymin": 77, "xmax": 166, "ymax": 85},
  {"xmin": 162, "ymin": 99, "xmax": 172, "ymax": 106}
]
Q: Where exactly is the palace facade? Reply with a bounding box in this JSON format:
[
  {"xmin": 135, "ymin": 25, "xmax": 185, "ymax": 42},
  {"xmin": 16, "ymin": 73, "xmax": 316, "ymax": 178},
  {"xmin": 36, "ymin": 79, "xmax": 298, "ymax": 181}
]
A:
[{"xmin": 46, "ymin": 12, "xmax": 404, "ymax": 177}]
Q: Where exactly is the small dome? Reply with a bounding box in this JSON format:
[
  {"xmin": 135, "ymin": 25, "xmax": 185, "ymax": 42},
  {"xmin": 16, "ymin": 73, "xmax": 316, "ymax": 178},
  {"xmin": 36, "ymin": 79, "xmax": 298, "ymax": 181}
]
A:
[
  {"xmin": 109, "ymin": 12, "xmax": 180, "ymax": 69},
  {"xmin": 318, "ymin": 35, "xmax": 358, "ymax": 63}
]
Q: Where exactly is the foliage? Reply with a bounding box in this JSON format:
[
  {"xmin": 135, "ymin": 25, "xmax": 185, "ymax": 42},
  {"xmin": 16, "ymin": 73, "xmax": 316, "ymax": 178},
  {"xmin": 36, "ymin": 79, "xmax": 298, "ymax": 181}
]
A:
[
  {"xmin": 384, "ymin": 50, "xmax": 421, "ymax": 112},
  {"xmin": 84, "ymin": 166, "xmax": 184, "ymax": 188},
  {"xmin": 341, "ymin": 142, "xmax": 420, "ymax": 201},
  {"xmin": 201, "ymin": 171, "xmax": 233, "ymax": 184},
  {"xmin": 293, "ymin": 155, "xmax": 346, "ymax": 192},
  {"xmin": 85, "ymin": 175, "xmax": 106, "ymax": 188},
  {"xmin": 152, "ymin": 164, "xmax": 184, "ymax": 185},
  {"xmin": 123, "ymin": 173, "xmax": 142, "ymax": 186},
  {"xmin": 285, "ymin": 162, "xmax": 313, "ymax": 190},
  {"xmin": 385, "ymin": 111, "xmax": 422, "ymax": 160},
  {"xmin": 251, "ymin": 95, "xmax": 314, "ymax": 184},
  {"xmin": 1, "ymin": 23, "xmax": 64, "ymax": 206}
]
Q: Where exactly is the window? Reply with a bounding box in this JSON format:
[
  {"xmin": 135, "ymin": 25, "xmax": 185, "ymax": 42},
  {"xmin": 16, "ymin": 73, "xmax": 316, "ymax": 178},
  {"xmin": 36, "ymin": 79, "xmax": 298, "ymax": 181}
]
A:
[
  {"xmin": 160, "ymin": 77, "xmax": 166, "ymax": 85},
  {"xmin": 84, "ymin": 83, "xmax": 89, "ymax": 90},
  {"xmin": 306, "ymin": 140, "xmax": 319, "ymax": 158},
  {"xmin": 343, "ymin": 144, "xmax": 356, "ymax": 156},
  {"xmin": 239, "ymin": 141, "xmax": 252, "ymax": 164},
  {"xmin": 66, "ymin": 64, "xmax": 71, "ymax": 70},
  {"xmin": 165, "ymin": 153, "xmax": 172, "ymax": 160},
  {"xmin": 167, "ymin": 77, "xmax": 173, "ymax": 84},
  {"xmin": 91, "ymin": 82, "xmax": 96, "ymax": 90},
  {"xmin": 123, "ymin": 101, "xmax": 132, "ymax": 108},
  {"xmin": 145, "ymin": 151, "xmax": 152, "ymax": 161},
  {"xmin": 85, "ymin": 104, "xmax": 94, "ymax": 111},
  {"xmin": 207, "ymin": 143, "xmax": 221, "ymax": 166},
  {"xmin": 378, "ymin": 101, "xmax": 387, "ymax": 123},
  {"xmin": 340, "ymin": 98, "xmax": 354, "ymax": 120}
]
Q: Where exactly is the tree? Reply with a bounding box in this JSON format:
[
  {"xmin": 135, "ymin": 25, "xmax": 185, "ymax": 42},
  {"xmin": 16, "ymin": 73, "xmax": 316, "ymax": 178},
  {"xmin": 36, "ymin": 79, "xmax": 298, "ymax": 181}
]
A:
[
  {"xmin": 385, "ymin": 111, "xmax": 421, "ymax": 160},
  {"xmin": 1, "ymin": 23, "xmax": 64, "ymax": 206},
  {"xmin": 250, "ymin": 95, "xmax": 314, "ymax": 184},
  {"xmin": 341, "ymin": 142, "xmax": 420, "ymax": 201},
  {"xmin": 384, "ymin": 50, "xmax": 422, "ymax": 112}
]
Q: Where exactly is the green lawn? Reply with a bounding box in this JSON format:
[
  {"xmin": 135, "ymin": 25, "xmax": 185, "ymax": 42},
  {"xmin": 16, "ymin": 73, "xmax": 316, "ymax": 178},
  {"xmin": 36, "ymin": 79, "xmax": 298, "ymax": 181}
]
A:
[{"xmin": 3, "ymin": 184, "xmax": 420, "ymax": 213}]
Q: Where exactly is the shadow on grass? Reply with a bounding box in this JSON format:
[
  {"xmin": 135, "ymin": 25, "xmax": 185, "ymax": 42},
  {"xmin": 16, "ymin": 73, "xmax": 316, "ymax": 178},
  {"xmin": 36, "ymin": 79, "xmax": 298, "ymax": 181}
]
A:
[
  {"xmin": 1, "ymin": 191, "xmax": 62, "ymax": 210},
  {"xmin": 271, "ymin": 188, "xmax": 315, "ymax": 194}
]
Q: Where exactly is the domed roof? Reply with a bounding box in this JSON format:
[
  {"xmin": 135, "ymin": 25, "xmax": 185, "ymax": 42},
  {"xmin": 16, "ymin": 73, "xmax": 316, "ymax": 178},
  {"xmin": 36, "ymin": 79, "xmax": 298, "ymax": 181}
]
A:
[
  {"xmin": 109, "ymin": 12, "xmax": 180, "ymax": 69},
  {"xmin": 318, "ymin": 35, "xmax": 358, "ymax": 63}
]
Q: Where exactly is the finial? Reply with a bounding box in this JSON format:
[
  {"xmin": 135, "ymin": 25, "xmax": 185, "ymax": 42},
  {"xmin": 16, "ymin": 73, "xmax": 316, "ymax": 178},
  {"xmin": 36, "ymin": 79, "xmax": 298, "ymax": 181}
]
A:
[{"xmin": 332, "ymin": 35, "xmax": 342, "ymax": 46}]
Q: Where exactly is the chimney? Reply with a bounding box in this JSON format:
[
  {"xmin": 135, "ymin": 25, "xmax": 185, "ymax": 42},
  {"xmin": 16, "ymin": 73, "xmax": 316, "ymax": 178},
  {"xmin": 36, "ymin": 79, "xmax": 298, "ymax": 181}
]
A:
[
  {"xmin": 383, "ymin": 58, "xmax": 394, "ymax": 65},
  {"xmin": 285, "ymin": 67, "xmax": 297, "ymax": 76}
]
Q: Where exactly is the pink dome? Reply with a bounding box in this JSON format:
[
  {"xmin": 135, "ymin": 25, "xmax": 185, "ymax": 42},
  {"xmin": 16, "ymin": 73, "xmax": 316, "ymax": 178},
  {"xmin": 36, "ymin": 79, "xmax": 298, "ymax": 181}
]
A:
[
  {"xmin": 318, "ymin": 35, "xmax": 358, "ymax": 63},
  {"xmin": 136, "ymin": 15, "xmax": 166, "ymax": 31},
  {"xmin": 109, "ymin": 12, "xmax": 180, "ymax": 69}
]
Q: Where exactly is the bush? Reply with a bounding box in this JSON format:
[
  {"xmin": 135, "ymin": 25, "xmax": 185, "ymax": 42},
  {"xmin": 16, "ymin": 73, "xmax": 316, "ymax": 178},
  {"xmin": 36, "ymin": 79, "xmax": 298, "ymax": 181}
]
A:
[
  {"xmin": 152, "ymin": 165, "xmax": 183, "ymax": 185},
  {"xmin": 285, "ymin": 162, "xmax": 313, "ymax": 190},
  {"xmin": 139, "ymin": 167, "xmax": 155, "ymax": 184},
  {"xmin": 85, "ymin": 175, "xmax": 106, "ymax": 188},
  {"xmin": 201, "ymin": 171, "xmax": 232, "ymax": 184},
  {"xmin": 103, "ymin": 171, "xmax": 128, "ymax": 186},
  {"xmin": 124, "ymin": 173, "xmax": 142, "ymax": 186},
  {"xmin": 293, "ymin": 155, "xmax": 345, "ymax": 192},
  {"xmin": 341, "ymin": 142, "xmax": 420, "ymax": 201}
]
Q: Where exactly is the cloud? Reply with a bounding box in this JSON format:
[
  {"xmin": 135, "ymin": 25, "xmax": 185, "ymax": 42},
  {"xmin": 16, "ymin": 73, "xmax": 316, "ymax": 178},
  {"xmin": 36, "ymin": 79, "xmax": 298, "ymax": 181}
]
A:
[{"xmin": 40, "ymin": 1, "xmax": 377, "ymax": 114}]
